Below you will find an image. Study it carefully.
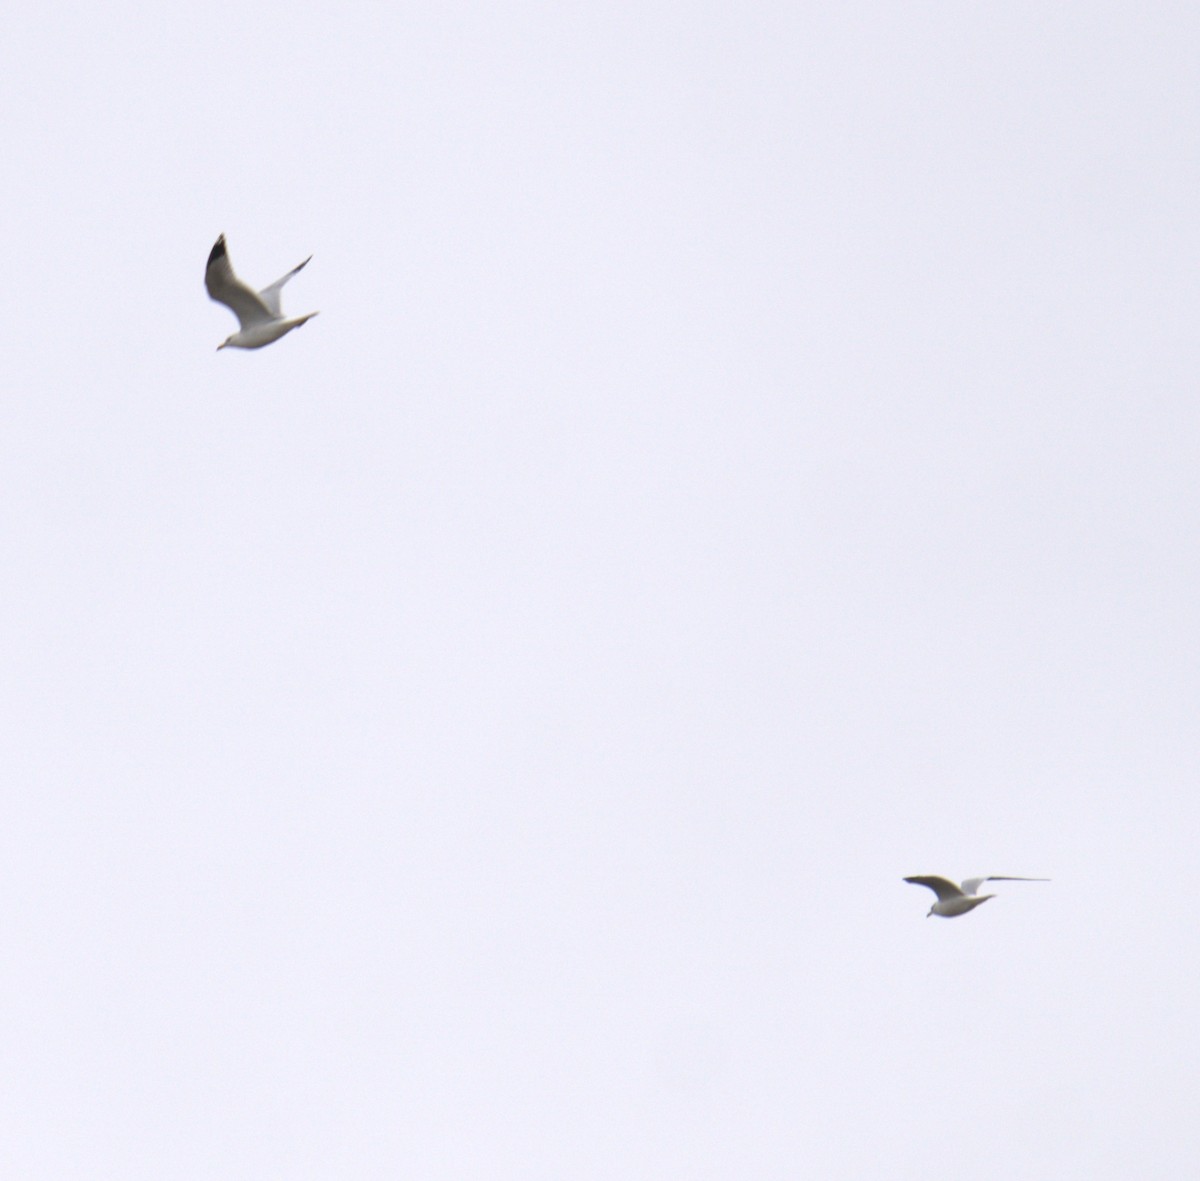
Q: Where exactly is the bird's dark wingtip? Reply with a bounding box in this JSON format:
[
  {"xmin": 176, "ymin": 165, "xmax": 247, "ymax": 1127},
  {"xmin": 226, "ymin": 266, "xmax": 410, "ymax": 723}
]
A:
[{"xmin": 207, "ymin": 235, "xmax": 227, "ymax": 267}]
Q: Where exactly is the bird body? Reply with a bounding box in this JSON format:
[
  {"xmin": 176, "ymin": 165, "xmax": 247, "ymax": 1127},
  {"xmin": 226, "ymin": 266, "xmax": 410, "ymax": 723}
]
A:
[
  {"xmin": 220, "ymin": 314, "xmax": 319, "ymax": 350},
  {"xmin": 903, "ymin": 875, "xmax": 1049, "ymax": 918},
  {"xmin": 205, "ymin": 234, "xmax": 317, "ymax": 350}
]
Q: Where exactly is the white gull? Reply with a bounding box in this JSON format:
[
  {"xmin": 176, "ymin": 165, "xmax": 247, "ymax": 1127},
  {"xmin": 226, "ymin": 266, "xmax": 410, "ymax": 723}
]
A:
[
  {"xmin": 206, "ymin": 234, "xmax": 318, "ymax": 350},
  {"xmin": 903, "ymin": 875, "xmax": 1049, "ymax": 918}
]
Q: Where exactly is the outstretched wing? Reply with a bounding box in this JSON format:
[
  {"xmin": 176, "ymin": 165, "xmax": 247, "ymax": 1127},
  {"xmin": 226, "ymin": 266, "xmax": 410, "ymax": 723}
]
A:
[
  {"xmin": 903, "ymin": 876, "xmax": 964, "ymax": 902},
  {"xmin": 257, "ymin": 254, "xmax": 312, "ymax": 317},
  {"xmin": 962, "ymin": 875, "xmax": 1051, "ymax": 896},
  {"xmin": 205, "ymin": 235, "xmax": 274, "ymax": 329}
]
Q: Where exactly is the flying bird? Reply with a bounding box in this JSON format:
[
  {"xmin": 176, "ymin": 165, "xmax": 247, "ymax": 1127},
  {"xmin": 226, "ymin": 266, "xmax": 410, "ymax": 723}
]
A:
[
  {"xmin": 903, "ymin": 875, "xmax": 1050, "ymax": 918},
  {"xmin": 205, "ymin": 234, "xmax": 318, "ymax": 350}
]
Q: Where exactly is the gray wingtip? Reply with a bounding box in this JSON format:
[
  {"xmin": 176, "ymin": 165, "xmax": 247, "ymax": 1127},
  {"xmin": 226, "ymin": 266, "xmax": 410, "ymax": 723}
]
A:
[{"xmin": 207, "ymin": 235, "xmax": 227, "ymax": 268}]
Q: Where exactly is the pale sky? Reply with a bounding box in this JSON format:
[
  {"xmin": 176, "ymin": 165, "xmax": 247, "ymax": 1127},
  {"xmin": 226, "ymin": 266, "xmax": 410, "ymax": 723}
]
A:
[{"xmin": 3, "ymin": 3, "xmax": 1198, "ymax": 1177}]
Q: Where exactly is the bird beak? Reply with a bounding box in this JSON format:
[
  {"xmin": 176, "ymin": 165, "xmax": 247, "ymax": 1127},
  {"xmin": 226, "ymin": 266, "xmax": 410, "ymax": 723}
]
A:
[{"xmin": 216, "ymin": 343, "xmax": 226, "ymax": 351}]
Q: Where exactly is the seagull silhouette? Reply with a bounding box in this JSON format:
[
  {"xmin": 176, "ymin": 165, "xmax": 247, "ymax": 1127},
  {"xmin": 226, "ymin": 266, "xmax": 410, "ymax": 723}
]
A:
[
  {"xmin": 904, "ymin": 875, "xmax": 1049, "ymax": 918},
  {"xmin": 206, "ymin": 234, "xmax": 318, "ymax": 350}
]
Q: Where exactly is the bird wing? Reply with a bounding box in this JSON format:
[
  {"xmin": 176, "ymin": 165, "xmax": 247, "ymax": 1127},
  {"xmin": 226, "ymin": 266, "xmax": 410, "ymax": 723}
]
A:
[
  {"xmin": 903, "ymin": 876, "xmax": 965, "ymax": 902},
  {"xmin": 257, "ymin": 254, "xmax": 312, "ymax": 317},
  {"xmin": 964, "ymin": 875, "xmax": 1050, "ymax": 895},
  {"xmin": 205, "ymin": 235, "xmax": 274, "ymax": 329}
]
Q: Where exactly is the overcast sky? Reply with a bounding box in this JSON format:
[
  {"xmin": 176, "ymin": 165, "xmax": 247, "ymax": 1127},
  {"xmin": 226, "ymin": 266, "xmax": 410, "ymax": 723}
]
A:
[{"xmin": 3, "ymin": 3, "xmax": 1198, "ymax": 1177}]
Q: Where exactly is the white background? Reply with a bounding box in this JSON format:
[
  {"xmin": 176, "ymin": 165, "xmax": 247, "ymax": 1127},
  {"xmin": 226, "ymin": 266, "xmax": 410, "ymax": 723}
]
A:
[{"xmin": 2, "ymin": 4, "xmax": 1197, "ymax": 1176}]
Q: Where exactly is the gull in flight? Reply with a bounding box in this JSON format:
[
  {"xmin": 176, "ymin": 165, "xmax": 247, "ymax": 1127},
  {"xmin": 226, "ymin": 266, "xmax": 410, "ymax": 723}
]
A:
[
  {"xmin": 205, "ymin": 234, "xmax": 318, "ymax": 350},
  {"xmin": 903, "ymin": 875, "xmax": 1050, "ymax": 918}
]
